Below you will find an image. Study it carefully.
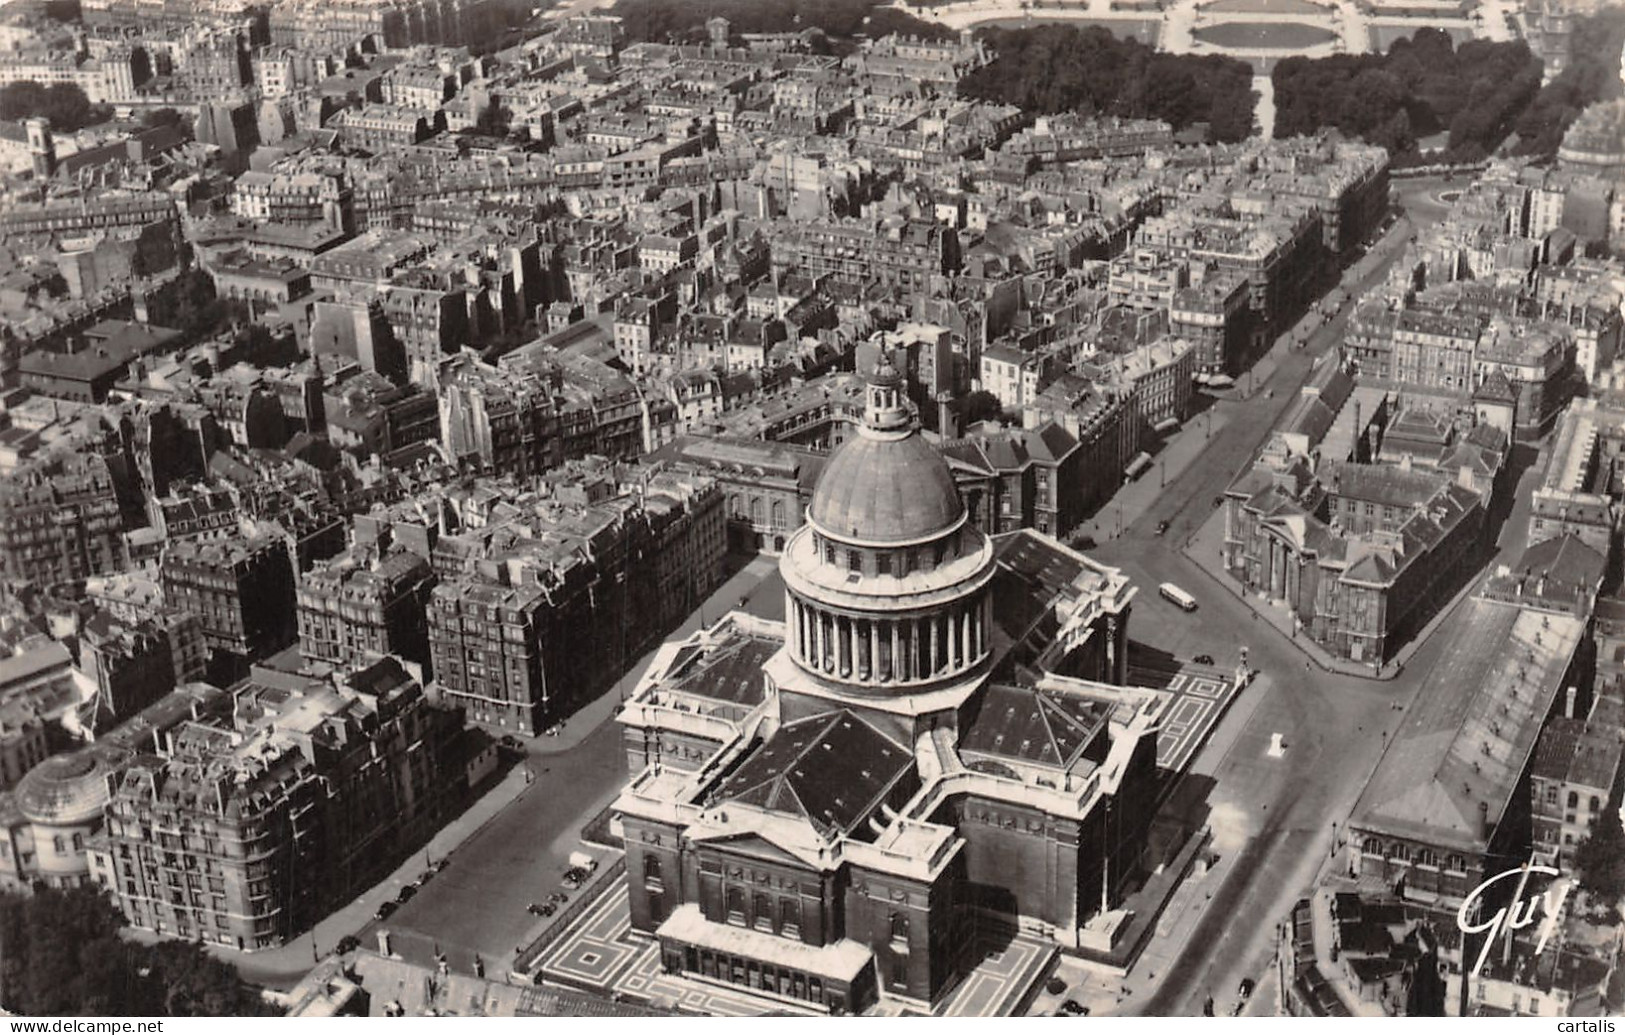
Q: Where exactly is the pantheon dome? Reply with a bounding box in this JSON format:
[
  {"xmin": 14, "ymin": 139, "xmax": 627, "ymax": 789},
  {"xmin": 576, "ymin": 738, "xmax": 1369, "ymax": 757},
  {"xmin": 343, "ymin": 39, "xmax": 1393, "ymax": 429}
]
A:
[
  {"xmin": 780, "ymin": 349, "xmax": 996, "ymax": 699},
  {"xmin": 807, "ymin": 425, "xmax": 963, "ymax": 546}
]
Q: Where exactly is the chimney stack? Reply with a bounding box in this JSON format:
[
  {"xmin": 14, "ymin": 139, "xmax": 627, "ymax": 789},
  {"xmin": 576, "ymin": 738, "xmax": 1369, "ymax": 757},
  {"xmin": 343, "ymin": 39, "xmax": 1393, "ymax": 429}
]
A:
[{"xmin": 377, "ymin": 929, "xmax": 392, "ymax": 957}]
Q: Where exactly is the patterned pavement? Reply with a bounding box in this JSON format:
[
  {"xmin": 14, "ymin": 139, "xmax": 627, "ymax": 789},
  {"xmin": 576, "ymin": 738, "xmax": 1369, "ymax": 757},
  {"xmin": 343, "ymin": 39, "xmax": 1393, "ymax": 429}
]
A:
[
  {"xmin": 540, "ymin": 881, "xmax": 819, "ymax": 1016},
  {"xmin": 931, "ymin": 925, "xmax": 1055, "ymax": 1017},
  {"xmin": 540, "ymin": 877, "xmax": 1054, "ymax": 1017},
  {"xmin": 1129, "ymin": 666, "xmax": 1242, "ymax": 774}
]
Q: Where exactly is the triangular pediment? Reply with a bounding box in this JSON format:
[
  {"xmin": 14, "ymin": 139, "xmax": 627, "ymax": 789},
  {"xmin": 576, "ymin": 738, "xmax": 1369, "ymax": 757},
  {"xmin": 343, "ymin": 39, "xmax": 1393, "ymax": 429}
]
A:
[{"xmin": 688, "ymin": 827, "xmax": 817, "ymax": 869}]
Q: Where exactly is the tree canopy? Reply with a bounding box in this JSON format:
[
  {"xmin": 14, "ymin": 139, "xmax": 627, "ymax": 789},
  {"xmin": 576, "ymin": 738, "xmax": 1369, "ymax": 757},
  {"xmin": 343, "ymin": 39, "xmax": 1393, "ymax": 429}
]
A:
[
  {"xmin": 1573, "ymin": 807, "xmax": 1625, "ymax": 902},
  {"xmin": 960, "ymin": 389, "xmax": 1005, "ymax": 426},
  {"xmin": 0, "ymin": 82, "xmax": 109, "ymax": 133},
  {"xmin": 1512, "ymin": 7, "xmax": 1625, "ymax": 158},
  {"xmin": 958, "ymin": 26, "xmax": 1256, "ymax": 142},
  {"xmin": 0, "ymin": 887, "xmax": 279, "ymax": 1017},
  {"xmin": 1272, "ymin": 29, "xmax": 1542, "ymax": 164},
  {"xmin": 609, "ymin": 0, "xmax": 955, "ymax": 44}
]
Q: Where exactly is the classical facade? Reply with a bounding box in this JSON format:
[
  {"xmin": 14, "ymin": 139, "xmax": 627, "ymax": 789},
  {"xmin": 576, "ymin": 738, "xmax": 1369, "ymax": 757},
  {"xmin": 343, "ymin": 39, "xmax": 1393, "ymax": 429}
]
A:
[{"xmin": 613, "ymin": 351, "xmax": 1163, "ymax": 1014}]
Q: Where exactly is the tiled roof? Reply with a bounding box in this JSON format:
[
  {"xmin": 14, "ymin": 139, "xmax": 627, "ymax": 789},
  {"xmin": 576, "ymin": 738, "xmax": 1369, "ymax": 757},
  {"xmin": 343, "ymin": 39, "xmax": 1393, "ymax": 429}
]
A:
[
  {"xmin": 959, "ymin": 682, "xmax": 1108, "ymax": 769},
  {"xmin": 715, "ymin": 710, "xmax": 911, "ymax": 838},
  {"xmin": 1351, "ymin": 599, "xmax": 1584, "ymax": 852}
]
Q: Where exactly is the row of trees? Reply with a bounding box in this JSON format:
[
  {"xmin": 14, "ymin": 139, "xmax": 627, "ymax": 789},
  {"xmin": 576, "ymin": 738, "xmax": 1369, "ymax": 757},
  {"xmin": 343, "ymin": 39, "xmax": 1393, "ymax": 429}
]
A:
[
  {"xmin": 1512, "ymin": 7, "xmax": 1625, "ymax": 158},
  {"xmin": 0, "ymin": 82, "xmax": 110, "ymax": 133},
  {"xmin": 1273, "ymin": 29, "xmax": 1542, "ymax": 164},
  {"xmin": 0, "ymin": 887, "xmax": 279, "ymax": 1017},
  {"xmin": 609, "ymin": 0, "xmax": 955, "ymax": 46},
  {"xmin": 959, "ymin": 26, "xmax": 1256, "ymax": 142}
]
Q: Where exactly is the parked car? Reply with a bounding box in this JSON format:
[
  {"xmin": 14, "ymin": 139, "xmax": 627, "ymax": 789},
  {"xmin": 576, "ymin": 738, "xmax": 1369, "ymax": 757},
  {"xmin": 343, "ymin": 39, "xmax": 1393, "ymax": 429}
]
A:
[
  {"xmin": 1155, "ymin": 520, "xmax": 1170, "ymax": 537},
  {"xmin": 374, "ymin": 901, "xmax": 398, "ymax": 921},
  {"xmin": 1238, "ymin": 978, "xmax": 1256, "ymax": 1000},
  {"xmin": 1194, "ymin": 654, "xmax": 1214, "ymax": 665},
  {"xmin": 334, "ymin": 935, "xmax": 361, "ymax": 956},
  {"xmin": 1058, "ymin": 1000, "xmax": 1089, "ymax": 1016},
  {"xmin": 396, "ymin": 885, "xmax": 417, "ymax": 904},
  {"xmin": 499, "ymin": 734, "xmax": 525, "ymax": 753},
  {"xmin": 527, "ymin": 901, "xmax": 556, "ymax": 917}
]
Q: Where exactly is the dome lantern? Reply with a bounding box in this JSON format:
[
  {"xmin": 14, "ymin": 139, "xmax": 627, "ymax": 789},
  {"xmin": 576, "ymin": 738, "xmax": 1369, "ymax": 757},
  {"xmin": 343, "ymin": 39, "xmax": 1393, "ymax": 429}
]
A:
[{"xmin": 862, "ymin": 345, "xmax": 910, "ymax": 436}]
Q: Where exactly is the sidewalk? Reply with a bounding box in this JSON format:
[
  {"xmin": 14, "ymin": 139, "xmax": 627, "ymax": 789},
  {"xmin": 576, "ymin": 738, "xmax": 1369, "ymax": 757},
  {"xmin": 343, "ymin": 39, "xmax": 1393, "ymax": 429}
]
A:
[
  {"xmin": 128, "ymin": 758, "xmax": 540, "ymax": 987},
  {"xmin": 1077, "ymin": 405, "xmax": 1234, "ymax": 542},
  {"xmin": 1179, "ymin": 506, "xmax": 1492, "ymax": 681},
  {"xmin": 190, "ymin": 556, "xmax": 782, "ymax": 988}
]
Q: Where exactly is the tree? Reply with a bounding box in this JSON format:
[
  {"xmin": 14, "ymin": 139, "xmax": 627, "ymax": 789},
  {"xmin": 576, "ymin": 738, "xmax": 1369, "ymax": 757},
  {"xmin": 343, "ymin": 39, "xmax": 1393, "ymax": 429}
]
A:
[
  {"xmin": 0, "ymin": 887, "xmax": 280, "ymax": 1017},
  {"xmin": 957, "ymin": 25, "xmax": 1255, "ymax": 139},
  {"xmin": 0, "ymin": 81, "xmax": 103, "ymax": 132},
  {"xmin": 961, "ymin": 390, "xmax": 1004, "ymax": 426},
  {"xmin": 1574, "ymin": 808, "xmax": 1625, "ymax": 901}
]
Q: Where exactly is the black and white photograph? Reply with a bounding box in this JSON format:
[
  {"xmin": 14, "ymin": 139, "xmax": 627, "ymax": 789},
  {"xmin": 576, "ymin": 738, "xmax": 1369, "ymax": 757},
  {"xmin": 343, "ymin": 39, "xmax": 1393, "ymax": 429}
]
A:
[{"xmin": 0, "ymin": 0, "xmax": 1622, "ymax": 1021}]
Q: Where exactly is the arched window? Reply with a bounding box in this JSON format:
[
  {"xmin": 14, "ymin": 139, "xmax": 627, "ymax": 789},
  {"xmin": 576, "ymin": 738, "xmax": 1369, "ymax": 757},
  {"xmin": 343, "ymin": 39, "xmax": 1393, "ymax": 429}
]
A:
[
  {"xmin": 1414, "ymin": 847, "xmax": 1438, "ymax": 868},
  {"xmin": 1363, "ymin": 837, "xmax": 1382, "ymax": 855},
  {"xmin": 1590, "ymin": 796, "xmax": 1601, "ymax": 813},
  {"xmin": 890, "ymin": 913, "xmax": 909, "ymax": 943},
  {"xmin": 770, "ymin": 500, "xmax": 785, "ymax": 527},
  {"xmin": 52, "ymin": 835, "xmax": 65, "ymax": 854},
  {"xmin": 643, "ymin": 854, "xmax": 663, "ymax": 888},
  {"xmin": 1568, "ymin": 791, "xmax": 1579, "ymax": 809},
  {"xmin": 749, "ymin": 497, "xmax": 764, "ymax": 526}
]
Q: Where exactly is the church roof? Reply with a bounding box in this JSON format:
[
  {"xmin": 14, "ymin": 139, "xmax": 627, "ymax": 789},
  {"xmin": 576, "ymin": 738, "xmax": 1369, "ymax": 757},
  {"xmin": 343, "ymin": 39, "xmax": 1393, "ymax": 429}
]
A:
[
  {"xmin": 959, "ymin": 682, "xmax": 1108, "ymax": 770},
  {"xmin": 807, "ymin": 429, "xmax": 964, "ymax": 544},
  {"xmin": 714, "ymin": 710, "xmax": 912, "ymax": 838}
]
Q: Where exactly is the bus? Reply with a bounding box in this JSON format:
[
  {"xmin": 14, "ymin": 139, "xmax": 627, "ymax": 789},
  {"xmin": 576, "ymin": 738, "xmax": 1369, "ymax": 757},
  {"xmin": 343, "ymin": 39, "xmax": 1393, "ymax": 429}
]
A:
[{"xmin": 1159, "ymin": 582, "xmax": 1197, "ymax": 612}]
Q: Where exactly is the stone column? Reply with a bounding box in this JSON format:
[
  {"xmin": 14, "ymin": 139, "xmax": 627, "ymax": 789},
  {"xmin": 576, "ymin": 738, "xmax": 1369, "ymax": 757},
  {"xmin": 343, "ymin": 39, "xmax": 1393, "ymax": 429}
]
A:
[
  {"xmin": 889, "ymin": 622, "xmax": 900, "ymax": 683},
  {"xmin": 814, "ymin": 610, "xmax": 826, "ymax": 671},
  {"xmin": 929, "ymin": 617, "xmax": 941, "ymax": 676},
  {"xmin": 857, "ymin": 619, "xmax": 871, "ymax": 682},
  {"xmin": 871, "ymin": 622, "xmax": 882, "ymax": 683}
]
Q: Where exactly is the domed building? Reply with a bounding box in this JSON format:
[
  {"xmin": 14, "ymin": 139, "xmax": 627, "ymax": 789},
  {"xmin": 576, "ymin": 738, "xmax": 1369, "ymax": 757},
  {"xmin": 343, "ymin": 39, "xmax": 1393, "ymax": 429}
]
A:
[
  {"xmin": 614, "ymin": 349, "xmax": 1166, "ymax": 1014},
  {"xmin": 0, "ymin": 747, "xmax": 128, "ymax": 892}
]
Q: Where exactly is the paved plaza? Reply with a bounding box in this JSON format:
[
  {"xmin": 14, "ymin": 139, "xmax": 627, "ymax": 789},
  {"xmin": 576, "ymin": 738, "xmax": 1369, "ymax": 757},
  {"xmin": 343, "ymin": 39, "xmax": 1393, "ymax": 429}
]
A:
[
  {"xmin": 1128, "ymin": 665, "xmax": 1244, "ymax": 774},
  {"xmin": 536, "ymin": 876, "xmax": 1056, "ymax": 1017}
]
